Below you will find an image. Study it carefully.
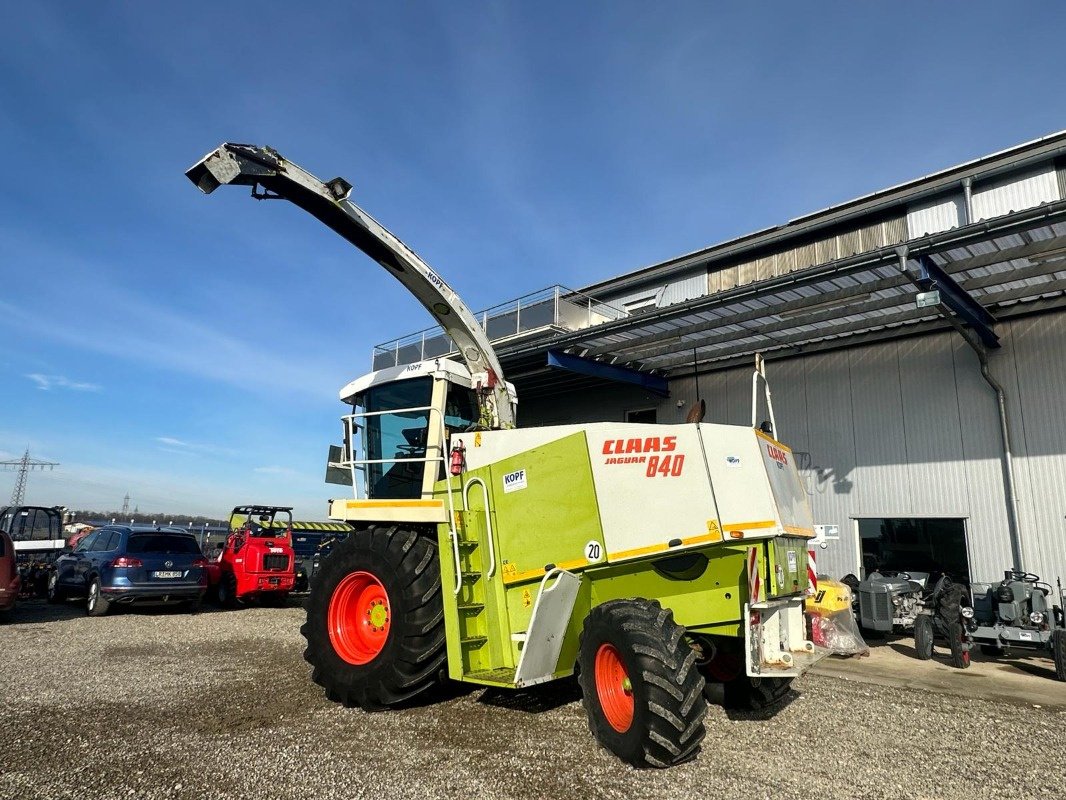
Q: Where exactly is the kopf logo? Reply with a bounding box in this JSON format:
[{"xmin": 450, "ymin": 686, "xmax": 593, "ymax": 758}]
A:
[{"xmin": 766, "ymin": 444, "xmax": 788, "ymax": 467}]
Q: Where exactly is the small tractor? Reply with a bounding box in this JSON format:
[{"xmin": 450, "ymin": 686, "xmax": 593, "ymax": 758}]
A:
[
  {"xmin": 955, "ymin": 570, "xmax": 1066, "ymax": 680},
  {"xmin": 204, "ymin": 505, "xmax": 296, "ymax": 607},
  {"xmin": 188, "ymin": 143, "xmax": 827, "ymax": 767}
]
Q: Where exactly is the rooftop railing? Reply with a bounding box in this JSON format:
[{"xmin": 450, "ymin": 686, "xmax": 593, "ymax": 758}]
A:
[{"xmin": 371, "ymin": 285, "xmax": 626, "ymax": 370}]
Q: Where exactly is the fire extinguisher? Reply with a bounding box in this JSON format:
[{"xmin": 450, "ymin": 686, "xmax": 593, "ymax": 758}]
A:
[{"xmin": 449, "ymin": 439, "xmax": 466, "ymax": 476}]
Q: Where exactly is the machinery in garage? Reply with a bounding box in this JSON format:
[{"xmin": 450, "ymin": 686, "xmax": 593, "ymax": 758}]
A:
[{"xmin": 187, "ymin": 143, "xmax": 826, "ymax": 767}]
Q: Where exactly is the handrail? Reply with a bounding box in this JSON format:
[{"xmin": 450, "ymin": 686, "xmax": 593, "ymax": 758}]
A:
[
  {"xmin": 338, "ymin": 403, "xmax": 462, "ymax": 594},
  {"xmin": 462, "ymin": 477, "xmax": 496, "ymax": 578}
]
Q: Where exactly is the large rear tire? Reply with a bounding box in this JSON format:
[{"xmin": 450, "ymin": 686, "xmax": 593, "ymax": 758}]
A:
[
  {"xmin": 301, "ymin": 525, "xmax": 446, "ymax": 710},
  {"xmin": 1052, "ymin": 629, "xmax": 1066, "ymax": 682},
  {"xmin": 577, "ymin": 599, "xmax": 707, "ymax": 768},
  {"xmin": 914, "ymin": 614, "xmax": 934, "ymax": 660},
  {"xmin": 937, "ymin": 582, "xmax": 967, "ymax": 623}
]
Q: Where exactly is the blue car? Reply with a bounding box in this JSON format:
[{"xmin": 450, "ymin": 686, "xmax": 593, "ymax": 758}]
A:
[{"xmin": 48, "ymin": 525, "xmax": 208, "ymax": 616}]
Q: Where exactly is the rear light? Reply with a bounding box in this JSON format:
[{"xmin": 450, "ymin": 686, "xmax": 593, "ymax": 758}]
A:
[
  {"xmin": 110, "ymin": 556, "xmax": 143, "ymax": 568},
  {"xmin": 192, "ymin": 558, "xmax": 208, "ymax": 568}
]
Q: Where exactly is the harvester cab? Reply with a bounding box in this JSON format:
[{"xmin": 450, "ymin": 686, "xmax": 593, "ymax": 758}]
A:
[
  {"xmin": 207, "ymin": 505, "xmax": 296, "ymax": 607},
  {"xmin": 188, "ymin": 143, "xmax": 826, "ymax": 768}
]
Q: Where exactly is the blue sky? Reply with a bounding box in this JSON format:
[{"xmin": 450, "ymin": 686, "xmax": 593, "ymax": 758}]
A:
[{"xmin": 2, "ymin": 2, "xmax": 1065, "ymax": 518}]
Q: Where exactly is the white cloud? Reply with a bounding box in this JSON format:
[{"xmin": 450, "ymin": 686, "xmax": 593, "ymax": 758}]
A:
[
  {"xmin": 253, "ymin": 465, "xmax": 301, "ymax": 477},
  {"xmin": 26, "ymin": 373, "xmax": 101, "ymax": 392},
  {"xmin": 154, "ymin": 436, "xmax": 237, "ymax": 458}
]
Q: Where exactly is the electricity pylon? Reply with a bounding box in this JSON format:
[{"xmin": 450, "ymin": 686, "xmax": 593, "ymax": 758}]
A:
[{"xmin": 1, "ymin": 448, "xmax": 60, "ymax": 506}]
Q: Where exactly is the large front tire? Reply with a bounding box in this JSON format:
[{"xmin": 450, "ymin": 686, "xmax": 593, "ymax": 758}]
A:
[
  {"xmin": 301, "ymin": 525, "xmax": 446, "ymax": 710},
  {"xmin": 914, "ymin": 614, "xmax": 934, "ymax": 660},
  {"xmin": 577, "ymin": 599, "xmax": 707, "ymax": 768}
]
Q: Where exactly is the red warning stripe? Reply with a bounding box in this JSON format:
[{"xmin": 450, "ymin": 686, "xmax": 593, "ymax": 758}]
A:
[
  {"xmin": 747, "ymin": 547, "xmax": 762, "ymax": 605},
  {"xmin": 806, "ymin": 549, "xmax": 818, "ymax": 596}
]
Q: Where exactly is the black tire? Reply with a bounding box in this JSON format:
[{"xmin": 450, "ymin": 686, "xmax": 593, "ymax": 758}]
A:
[
  {"xmin": 86, "ymin": 578, "xmax": 110, "ymax": 617},
  {"xmin": 722, "ymin": 675, "xmax": 793, "ymax": 711},
  {"xmin": 577, "ymin": 598, "xmax": 707, "ymax": 768},
  {"xmin": 46, "ymin": 571, "xmax": 65, "ymax": 604},
  {"xmin": 914, "ymin": 614, "xmax": 934, "ymax": 660},
  {"xmin": 217, "ymin": 572, "xmax": 238, "ymax": 609},
  {"xmin": 1052, "ymin": 629, "xmax": 1066, "ymax": 682},
  {"xmin": 301, "ymin": 525, "xmax": 446, "ymax": 710},
  {"xmin": 948, "ymin": 621, "xmax": 970, "ymax": 669},
  {"xmin": 937, "ymin": 582, "xmax": 967, "ymax": 623}
]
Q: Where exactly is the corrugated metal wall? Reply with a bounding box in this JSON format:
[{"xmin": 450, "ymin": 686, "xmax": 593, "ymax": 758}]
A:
[
  {"xmin": 652, "ymin": 317, "xmax": 1066, "ymax": 584},
  {"xmin": 971, "ymin": 165, "xmax": 1060, "ymax": 221},
  {"xmin": 906, "ymin": 194, "xmax": 964, "ymax": 238}
]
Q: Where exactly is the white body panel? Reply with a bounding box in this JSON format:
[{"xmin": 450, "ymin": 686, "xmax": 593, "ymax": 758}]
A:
[{"xmin": 463, "ymin": 421, "xmax": 815, "ymax": 565}]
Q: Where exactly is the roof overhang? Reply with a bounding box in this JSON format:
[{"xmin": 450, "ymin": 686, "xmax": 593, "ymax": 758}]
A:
[{"xmin": 497, "ymin": 200, "xmax": 1066, "ymax": 383}]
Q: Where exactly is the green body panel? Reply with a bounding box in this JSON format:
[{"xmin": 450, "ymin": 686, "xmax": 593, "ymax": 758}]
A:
[
  {"xmin": 486, "ymin": 431, "xmax": 603, "ymax": 584},
  {"xmin": 768, "ymin": 536, "xmax": 808, "ymax": 597},
  {"xmin": 433, "ymin": 434, "xmax": 809, "ymax": 688}
]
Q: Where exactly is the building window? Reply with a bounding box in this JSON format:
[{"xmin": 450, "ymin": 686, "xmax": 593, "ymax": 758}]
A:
[{"xmin": 626, "ymin": 408, "xmax": 657, "ymax": 424}]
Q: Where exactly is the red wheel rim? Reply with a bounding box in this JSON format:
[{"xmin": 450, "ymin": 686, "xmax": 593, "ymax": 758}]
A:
[
  {"xmin": 594, "ymin": 643, "xmax": 634, "ymax": 733},
  {"xmin": 328, "ymin": 571, "xmax": 391, "ymax": 665}
]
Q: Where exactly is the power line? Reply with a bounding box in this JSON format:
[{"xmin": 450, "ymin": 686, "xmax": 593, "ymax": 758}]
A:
[{"xmin": 0, "ymin": 448, "xmax": 60, "ymax": 506}]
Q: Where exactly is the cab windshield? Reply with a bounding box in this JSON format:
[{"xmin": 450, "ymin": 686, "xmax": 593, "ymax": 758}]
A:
[
  {"xmin": 362, "ymin": 377, "xmax": 433, "ymax": 499},
  {"xmin": 358, "ymin": 378, "xmax": 480, "ymax": 499}
]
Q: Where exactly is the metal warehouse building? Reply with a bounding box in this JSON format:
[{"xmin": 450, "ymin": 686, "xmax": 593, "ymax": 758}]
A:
[{"xmin": 374, "ymin": 131, "xmax": 1066, "ymax": 587}]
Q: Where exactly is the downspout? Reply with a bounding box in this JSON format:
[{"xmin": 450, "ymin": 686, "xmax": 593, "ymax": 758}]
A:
[
  {"xmin": 973, "ymin": 345, "xmax": 1025, "ymax": 571},
  {"xmin": 897, "ymin": 246, "xmax": 1024, "ymax": 570},
  {"xmin": 962, "ymin": 176, "xmax": 974, "ymax": 226}
]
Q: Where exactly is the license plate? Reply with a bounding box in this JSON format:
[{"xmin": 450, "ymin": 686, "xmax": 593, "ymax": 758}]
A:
[
  {"xmin": 153, "ymin": 570, "xmax": 182, "ymax": 579},
  {"xmin": 1019, "ymin": 631, "xmax": 1033, "ymax": 641},
  {"xmin": 269, "ymin": 577, "xmax": 280, "ymax": 586}
]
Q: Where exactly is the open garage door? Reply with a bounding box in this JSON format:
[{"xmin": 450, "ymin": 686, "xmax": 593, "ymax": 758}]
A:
[{"xmin": 857, "ymin": 518, "xmax": 970, "ymax": 584}]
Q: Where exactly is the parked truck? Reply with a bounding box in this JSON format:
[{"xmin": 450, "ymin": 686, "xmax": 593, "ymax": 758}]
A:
[{"xmin": 187, "ymin": 143, "xmax": 825, "ymax": 767}]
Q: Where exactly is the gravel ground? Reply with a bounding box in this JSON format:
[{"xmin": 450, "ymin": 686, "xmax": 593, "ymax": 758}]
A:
[{"xmin": 2, "ymin": 600, "xmax": 1064, "ymax": 800}]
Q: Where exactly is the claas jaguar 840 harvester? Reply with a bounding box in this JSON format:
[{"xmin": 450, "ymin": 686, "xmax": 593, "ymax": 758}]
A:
[{"xmin": 187, "ymin": 143, "xmax": 824, "ymax": 767}]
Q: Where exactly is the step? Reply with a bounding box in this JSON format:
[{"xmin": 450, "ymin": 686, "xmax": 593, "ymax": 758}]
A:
[
  {"xmin": 460, "ymin": 635, "xmax": 488, "ymax": 647},
  {"xmin": 457, "ymin": 603, "xmax": 485, "ymax": 614},
  {"xmin": 456, "ymin": 540, "xmax": 479, "ymax": 549},
  {"xmin": 464, "ymin": 667, "xmax": 518, "ymax": 688},
  {"xmin": 460, "ymin": 572, "xmax": 481, "ymax": 584}
]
